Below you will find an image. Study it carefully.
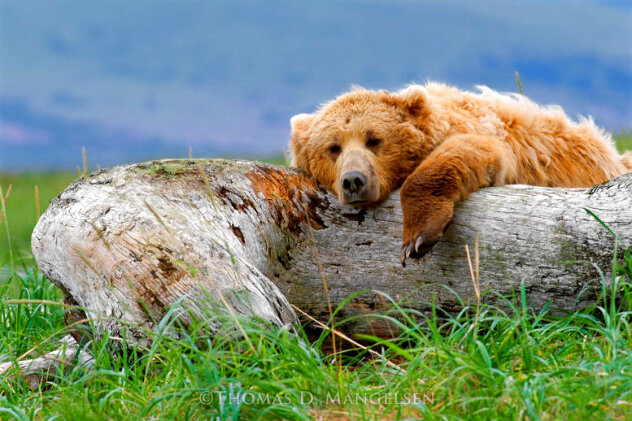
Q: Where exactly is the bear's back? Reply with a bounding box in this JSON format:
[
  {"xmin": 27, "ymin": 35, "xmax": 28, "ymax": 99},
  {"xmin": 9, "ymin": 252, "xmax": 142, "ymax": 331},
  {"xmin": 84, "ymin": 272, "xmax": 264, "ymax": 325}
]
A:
[{"xmin": 419, "ymin": 83, "xmax": 626, "ymax": 187}]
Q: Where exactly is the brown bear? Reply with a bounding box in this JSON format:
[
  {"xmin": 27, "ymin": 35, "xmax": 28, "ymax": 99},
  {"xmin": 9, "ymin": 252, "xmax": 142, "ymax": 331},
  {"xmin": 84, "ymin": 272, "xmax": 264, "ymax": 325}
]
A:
[{"xmin": 288, "ymin": 82, "xmax": 632, "ymax": 266}]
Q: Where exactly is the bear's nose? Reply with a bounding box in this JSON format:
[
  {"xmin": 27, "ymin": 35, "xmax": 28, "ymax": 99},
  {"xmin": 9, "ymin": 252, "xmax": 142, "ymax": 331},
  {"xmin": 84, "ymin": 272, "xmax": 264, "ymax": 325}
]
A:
[{"xmin": 341, "ymin": 171, "xmax": 368, "ymax": 201}]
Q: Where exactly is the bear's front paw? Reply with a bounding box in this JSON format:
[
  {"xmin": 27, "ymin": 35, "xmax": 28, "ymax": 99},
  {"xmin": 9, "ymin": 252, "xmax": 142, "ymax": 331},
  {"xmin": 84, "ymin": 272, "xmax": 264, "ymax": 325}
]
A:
[{"xmin": 399, "ymin": 196, "xmax": 454, "ymax": 267}]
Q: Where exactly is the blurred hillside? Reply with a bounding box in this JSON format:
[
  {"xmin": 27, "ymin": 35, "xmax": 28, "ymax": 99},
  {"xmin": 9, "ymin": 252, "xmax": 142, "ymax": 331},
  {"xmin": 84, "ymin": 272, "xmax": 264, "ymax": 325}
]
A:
[{"xmin": 1, "ymin": 0, "xmax": 631, "ymax": 170}]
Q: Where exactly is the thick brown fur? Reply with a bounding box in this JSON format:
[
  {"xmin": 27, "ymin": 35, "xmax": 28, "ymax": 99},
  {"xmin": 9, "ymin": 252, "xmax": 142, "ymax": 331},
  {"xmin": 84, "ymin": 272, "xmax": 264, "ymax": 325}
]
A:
[{"xmin": 289, "ymin": 82, "xmax": 632, "ymax": 265}]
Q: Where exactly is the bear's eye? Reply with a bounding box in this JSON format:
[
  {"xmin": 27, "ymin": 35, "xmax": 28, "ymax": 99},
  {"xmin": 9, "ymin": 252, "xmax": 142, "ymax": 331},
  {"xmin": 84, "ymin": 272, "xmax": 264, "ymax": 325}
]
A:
[
  {"xmin": 366, "ymin": 135, "xmax": 382, "ymax": 150},
  {"xmin": 328, "ymin": 144, "xmax": 341, "ymax": 159}
]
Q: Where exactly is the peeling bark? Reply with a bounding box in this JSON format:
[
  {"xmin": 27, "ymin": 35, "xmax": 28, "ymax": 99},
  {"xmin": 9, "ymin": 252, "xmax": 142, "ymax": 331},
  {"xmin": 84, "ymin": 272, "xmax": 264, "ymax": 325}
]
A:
[{"xmin": 30, "ymin": 159, "xmax": 632, "ymax": 347}]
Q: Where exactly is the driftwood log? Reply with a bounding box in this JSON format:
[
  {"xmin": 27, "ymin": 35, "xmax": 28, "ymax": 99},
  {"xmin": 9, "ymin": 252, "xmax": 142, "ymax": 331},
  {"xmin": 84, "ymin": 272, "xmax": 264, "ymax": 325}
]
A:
[{"xmin": 26, "ymin": 159, "xmax": 632, "ymax": 351}]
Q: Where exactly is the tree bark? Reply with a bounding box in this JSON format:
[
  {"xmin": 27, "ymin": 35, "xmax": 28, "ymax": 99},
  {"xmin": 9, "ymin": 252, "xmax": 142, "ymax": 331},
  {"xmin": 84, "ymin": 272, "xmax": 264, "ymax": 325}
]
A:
[{"xmin": 31, "ymin": 159, "xmax": 632, "ymax": 346}]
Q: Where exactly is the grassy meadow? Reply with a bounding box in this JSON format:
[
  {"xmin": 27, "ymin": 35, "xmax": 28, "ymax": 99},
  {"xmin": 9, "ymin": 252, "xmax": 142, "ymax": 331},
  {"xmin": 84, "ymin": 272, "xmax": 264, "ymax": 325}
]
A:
[{"xmin": 0, "ymin": 135, "xmax": 631, "ymax": 419}]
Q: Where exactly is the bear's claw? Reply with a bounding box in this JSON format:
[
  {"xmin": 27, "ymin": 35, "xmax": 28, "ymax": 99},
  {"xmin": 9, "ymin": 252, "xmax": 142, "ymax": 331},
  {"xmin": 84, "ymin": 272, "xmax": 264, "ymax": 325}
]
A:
[
  {"xmin": 400, "ymin": 243, "xmax": 413, "ymax": 267},
  {"xmin": 415, "ymin": 236, "xmax": 424, "ymax": 252},
  {"xmin": 400, "ymin": 236, "xmax": 424, "ymax": 267},
  {"xmin": 400, "ymin": 235, "xmax": 436, "ymax": 267}
]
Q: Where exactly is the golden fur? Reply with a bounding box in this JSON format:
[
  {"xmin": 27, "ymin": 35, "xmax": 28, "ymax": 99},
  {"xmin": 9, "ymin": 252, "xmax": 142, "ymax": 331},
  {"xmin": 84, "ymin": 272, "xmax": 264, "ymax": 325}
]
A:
[{"xmin": 289, "ymin": 82, "xmax": 632, "ymax": 264}]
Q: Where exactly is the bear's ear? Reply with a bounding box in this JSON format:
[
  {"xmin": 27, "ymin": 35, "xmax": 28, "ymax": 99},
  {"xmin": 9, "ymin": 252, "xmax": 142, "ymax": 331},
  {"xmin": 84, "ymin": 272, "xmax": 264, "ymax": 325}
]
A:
[
  {"xmin": 290, "ymin": 113, "xmax": 314, "ymax": 137},
  {"xmin": 289, "ymin": 113, "xmax": 315, "ymax": 167}
]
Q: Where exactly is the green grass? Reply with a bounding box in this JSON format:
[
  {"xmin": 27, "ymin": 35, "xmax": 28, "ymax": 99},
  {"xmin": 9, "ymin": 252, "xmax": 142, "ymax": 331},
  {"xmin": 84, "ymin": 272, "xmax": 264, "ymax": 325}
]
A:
[
  {"xmin": 0, "ymin": 173, "xmax": 78, "ymax": 256},
  {"xmin": 615, "ymin": 130, "xmax": 632, "ymax": 154},
  {"xmin": 1, "ymin": 238, "xmax": 631, "ymax": 419},
  {"xmin": 1, "ymin": 141, "xmax": 631, "ymax": 420}
]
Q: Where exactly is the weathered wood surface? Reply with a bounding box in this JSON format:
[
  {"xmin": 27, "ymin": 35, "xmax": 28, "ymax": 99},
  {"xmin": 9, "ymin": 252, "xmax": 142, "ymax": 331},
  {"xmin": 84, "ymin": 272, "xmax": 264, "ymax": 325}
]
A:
[
  {"xmin": 0, "ymin": 335, "xmax": 93, "ymax": 379},
  {"xmin": 31, "ymin": 159, "xmax": 632, "ymax": 346}
]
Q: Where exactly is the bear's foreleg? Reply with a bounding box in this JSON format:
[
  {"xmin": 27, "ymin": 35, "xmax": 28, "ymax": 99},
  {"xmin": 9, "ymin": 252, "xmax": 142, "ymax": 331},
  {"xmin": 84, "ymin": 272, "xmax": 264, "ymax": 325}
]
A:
[{"xmin": 400, "ymin": 134, "xmax": 516, "ymax": 266}]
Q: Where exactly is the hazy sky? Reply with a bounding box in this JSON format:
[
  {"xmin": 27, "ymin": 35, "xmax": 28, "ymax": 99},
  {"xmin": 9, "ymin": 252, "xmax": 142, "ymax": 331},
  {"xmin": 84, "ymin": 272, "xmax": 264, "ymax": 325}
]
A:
[{"xmin": 1, "ymin": 0, "xmax": 631, "ymax": 170}]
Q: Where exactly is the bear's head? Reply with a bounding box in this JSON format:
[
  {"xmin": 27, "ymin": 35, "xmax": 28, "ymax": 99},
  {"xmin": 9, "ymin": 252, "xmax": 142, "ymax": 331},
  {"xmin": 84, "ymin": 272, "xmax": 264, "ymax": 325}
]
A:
[{"xmin": 289, "ymin": 87, "xmax": 434, "ymax": 206}]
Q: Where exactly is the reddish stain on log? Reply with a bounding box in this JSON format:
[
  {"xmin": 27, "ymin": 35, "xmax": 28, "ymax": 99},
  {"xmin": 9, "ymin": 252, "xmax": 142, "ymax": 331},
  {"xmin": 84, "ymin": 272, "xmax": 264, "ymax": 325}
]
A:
[{"xmin": 245, "ymin": 167, "xmax": 329, "ymax": 234}]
